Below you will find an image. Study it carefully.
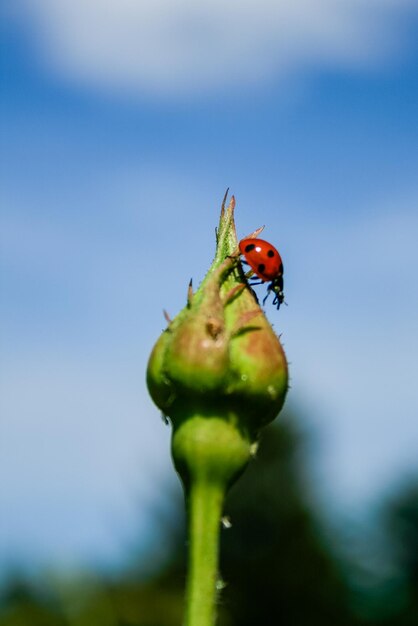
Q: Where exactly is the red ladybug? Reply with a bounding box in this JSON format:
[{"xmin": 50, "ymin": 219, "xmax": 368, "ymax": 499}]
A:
[{"xmin": 239, "ymin": 238, "xmax": 285, "ymax": 309}]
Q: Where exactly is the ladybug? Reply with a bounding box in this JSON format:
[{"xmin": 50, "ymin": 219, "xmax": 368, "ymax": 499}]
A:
[{"xmin": 239, "ymin": 238, "xmax": 285, "ymax": 309}]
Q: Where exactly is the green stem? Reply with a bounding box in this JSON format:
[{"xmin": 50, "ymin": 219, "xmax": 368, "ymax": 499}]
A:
[
  {"xmin": 172, "ymin": 414, "xmax": 252, "ymax": 626},
  {"xmin": 184, "ymin": 479, "xmax": 225, "ymax": 626}
]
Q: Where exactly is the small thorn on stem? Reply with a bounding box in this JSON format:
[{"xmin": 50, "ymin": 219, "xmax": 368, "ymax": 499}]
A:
[
  {"xmin": 250, "ymin": 442, "xmax": 259, "ymax": 457},
  {"xmin": 220, "ymin": 188, "xmax": 229, "ymax": 218},
  {"xmin": 187, "ymin": 278, "xmax": 193, "ymax": 307},
  {"xmin": 243, "ymin": 225, "xmax": 265, "ymax": 240},
  {"xmin": 221, "ymin": 516, "xmax": 232, "ymax": 529}
]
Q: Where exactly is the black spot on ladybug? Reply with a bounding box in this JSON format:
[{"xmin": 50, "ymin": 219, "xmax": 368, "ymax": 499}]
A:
[
  {"xmin": 267, "ymin": 249, "xmax": 275, "ymax": 258},
  {"xmin": 245, "ymin": 243, "xmax": 256, "ymax": 253},
  {"xmin": 258, "ymin": 263, "xmax": 266, "ymax": 274}
]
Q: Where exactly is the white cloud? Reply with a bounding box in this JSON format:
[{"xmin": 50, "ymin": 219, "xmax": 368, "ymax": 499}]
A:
[{"xmin": 9, "ymin": 0, "xmax": 417, "ymax": 97}]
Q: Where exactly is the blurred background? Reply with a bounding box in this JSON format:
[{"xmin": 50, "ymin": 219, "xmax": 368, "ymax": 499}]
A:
[{"xmin": 1, "ymin": 1, "xmax": 418, "ymax": 624}]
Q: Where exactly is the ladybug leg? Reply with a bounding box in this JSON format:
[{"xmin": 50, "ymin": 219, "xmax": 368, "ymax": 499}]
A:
[
  {"xmin": 272, "ymin": 292, "xmax": 286, "ymax": 310},
  {"xmin": 262, "ymin": 286, "xmax": 272, "ymax": 306}
]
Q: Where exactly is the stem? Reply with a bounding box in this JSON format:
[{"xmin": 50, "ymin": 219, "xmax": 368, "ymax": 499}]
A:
[
  {"xmin": 184, "ymin": 479, "xmax": 225, "ymax": 626},
  {"xmin": 171, "ymin": 415, "xmax": 252, "ymax": 626}
]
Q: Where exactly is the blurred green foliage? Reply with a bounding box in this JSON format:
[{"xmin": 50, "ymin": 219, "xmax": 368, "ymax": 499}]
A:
[{"xmin": 1, "ymin": 413, "xmax": 417, "ymax": 626}]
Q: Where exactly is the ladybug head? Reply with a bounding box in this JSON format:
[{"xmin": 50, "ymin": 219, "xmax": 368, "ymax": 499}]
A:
[
  {"xmin": 272, "ymin": 291, "xmax": 285, "ymax": 309},
  {"xmin": 262, "ymin": 276, "xmax": 285, "ymax": 310},
  {"xmin": 271, "ymin": 283, "xmax": 285, "ymax": 310}
]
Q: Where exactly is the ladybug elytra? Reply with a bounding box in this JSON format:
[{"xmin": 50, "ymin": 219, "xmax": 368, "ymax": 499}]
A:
[{"xmin": 239, "ymin": 237, "xmax": 285, "ymax": 309}]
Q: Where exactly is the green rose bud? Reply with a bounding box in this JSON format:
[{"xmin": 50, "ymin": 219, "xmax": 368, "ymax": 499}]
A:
[
  {"xmin": 146, "ymin": 193, "xmax": 288, "ymax": 487},
  {"xmin": 146, "ymin": 193, "xmax": 289, "ymax": 626}
]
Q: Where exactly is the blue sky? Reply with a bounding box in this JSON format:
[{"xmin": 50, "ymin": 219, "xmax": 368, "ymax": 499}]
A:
[{"xmin": 1, "ymin": 1, "xmax": 418, "ymax": 574}]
